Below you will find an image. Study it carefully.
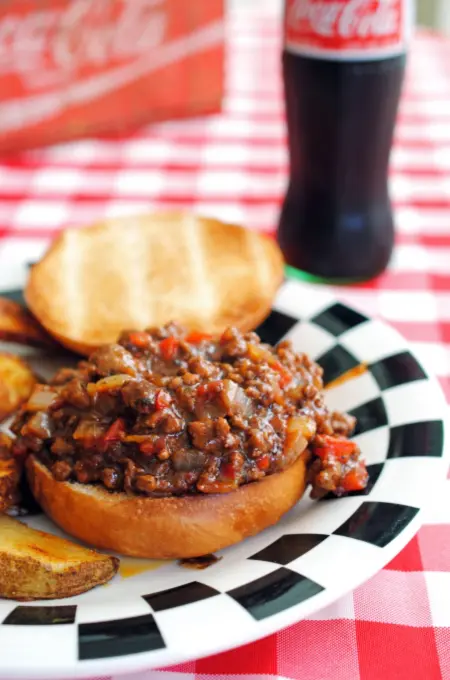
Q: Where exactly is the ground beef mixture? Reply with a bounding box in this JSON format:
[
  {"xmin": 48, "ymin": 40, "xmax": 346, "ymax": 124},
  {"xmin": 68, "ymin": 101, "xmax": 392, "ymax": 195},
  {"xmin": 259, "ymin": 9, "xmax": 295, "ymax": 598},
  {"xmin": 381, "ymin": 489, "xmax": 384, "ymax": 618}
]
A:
[
  {"xmin": 10, "ymin": 324, "xmax": 368, "ymax": 499},
  {"xmin": 0, "ymin": 433, "xmax": 23, "ymax": 513}
]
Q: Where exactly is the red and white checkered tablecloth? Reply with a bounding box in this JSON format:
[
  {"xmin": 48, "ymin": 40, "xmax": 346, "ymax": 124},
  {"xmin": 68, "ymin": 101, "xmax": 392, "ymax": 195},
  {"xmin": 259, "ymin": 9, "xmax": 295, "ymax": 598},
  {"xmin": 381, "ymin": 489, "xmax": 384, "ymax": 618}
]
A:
[{"xmin": 1, "ymin": 1, "xmax": 450, "ymax": 679}]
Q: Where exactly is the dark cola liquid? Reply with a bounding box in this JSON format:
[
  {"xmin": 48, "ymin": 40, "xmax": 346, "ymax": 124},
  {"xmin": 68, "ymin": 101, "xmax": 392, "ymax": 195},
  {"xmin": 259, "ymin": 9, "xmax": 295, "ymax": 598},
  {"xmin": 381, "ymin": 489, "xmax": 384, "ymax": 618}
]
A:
[{"xmin": 278, "ymin": 51, "xmax": 406, "ymax": 280}]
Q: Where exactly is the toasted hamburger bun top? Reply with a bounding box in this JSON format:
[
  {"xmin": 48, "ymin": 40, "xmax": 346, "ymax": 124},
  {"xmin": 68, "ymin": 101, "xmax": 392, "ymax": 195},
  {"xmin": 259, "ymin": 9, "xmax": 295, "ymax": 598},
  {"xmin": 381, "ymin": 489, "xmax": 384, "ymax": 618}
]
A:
[
  {"xmin": 26, "ymin": 453, "xmax": 309, "ymax": 559},
  {"xmin": 26, "ymin": 212, "xmax": 284, "ymax": 355}
]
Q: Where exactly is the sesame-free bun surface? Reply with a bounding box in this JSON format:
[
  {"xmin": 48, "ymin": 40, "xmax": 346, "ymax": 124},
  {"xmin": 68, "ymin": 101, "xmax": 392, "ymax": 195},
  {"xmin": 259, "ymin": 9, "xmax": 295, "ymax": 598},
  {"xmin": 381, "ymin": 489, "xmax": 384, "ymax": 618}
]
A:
[
  {"xmin": 26, "ymin": 454, "xmax": 309, "ymax": 559},
  {"xmin": 25, "ymin": 212, "xmax": 284, "ymax": 355}
]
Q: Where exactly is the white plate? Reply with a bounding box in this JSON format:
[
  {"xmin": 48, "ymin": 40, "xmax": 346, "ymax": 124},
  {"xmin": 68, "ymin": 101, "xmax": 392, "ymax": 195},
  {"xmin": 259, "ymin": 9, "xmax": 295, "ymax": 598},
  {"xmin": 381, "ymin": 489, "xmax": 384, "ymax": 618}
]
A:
[{"xmin": 0, "ymin": 278, "xmax": 447, "ymax": 680}]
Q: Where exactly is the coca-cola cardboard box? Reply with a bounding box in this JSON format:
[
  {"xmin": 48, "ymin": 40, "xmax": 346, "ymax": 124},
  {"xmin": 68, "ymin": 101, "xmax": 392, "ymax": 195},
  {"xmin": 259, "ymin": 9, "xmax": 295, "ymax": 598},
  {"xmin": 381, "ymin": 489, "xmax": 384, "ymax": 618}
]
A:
[{"xmin": 0, "ymin": 0, "xmax": 224, "ymax": 154}]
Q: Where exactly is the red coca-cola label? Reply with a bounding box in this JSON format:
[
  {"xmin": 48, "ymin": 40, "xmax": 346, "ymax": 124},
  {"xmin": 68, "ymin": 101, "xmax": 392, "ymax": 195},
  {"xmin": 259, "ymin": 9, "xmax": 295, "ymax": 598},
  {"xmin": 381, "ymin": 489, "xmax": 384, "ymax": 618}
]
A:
[{"xmin": 285, "ymin": 0, "xmax": 411, "ymax": 59}]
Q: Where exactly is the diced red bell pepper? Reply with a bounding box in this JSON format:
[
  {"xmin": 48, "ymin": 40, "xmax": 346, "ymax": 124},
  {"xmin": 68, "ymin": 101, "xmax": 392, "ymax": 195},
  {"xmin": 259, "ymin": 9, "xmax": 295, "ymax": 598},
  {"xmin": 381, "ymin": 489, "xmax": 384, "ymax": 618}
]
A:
[
  {"xmin": 341, "ymin": 465, "xmax": 368, "ymax": 491},
  {"xmin": 256, "ymin": 454, "xmax": 270, "ymax": 471},
  {"xmin": 128, "ymin": 331, "xmax": 151, "ymax": 348},
  {"xmin": 83, "ymin": 435, "xmax": 101, "ymax": 449},
  {"xmin": 270, "ymin": 360, "xmax": 292, "ymax": 388},
  {"xmin": 160, "ymin": 336, "xmax": 179, "ymax": 361},
  {"xmin": 197, "ymin": 384, "xmax": 208, "ymax": 398},
  {"xmin": 315, "ymin": 435, "xmax": 358, "ymax": 462},
  {"xmin": 104, "ymin": 418, "xmax": 126, "ymax": 442},
  {"xmin": 155, "ymin": 390, "xmax": 171, "ymax": 410},
  {"xmin": 185, "ymin": 331, "xmax": 212, "ymax": 344},
  {"xmin": 197, "ymin": 381, "xmax": 220, "ymax": 399},
  {"xmin": 221, "ymin": 463, "xmax": 237, "ymax": 480},
  {"xmin": 139, "ymin": 440, "xmax": 155, "ymax": 455}
]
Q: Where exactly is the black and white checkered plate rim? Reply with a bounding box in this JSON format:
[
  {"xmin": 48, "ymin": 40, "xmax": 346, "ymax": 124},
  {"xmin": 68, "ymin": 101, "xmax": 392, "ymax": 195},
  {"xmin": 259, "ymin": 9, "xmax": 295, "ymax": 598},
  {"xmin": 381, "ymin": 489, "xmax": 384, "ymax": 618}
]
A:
[{"xmin": 0, "ymin": 278, "xmax": 447, "ymax": 680}]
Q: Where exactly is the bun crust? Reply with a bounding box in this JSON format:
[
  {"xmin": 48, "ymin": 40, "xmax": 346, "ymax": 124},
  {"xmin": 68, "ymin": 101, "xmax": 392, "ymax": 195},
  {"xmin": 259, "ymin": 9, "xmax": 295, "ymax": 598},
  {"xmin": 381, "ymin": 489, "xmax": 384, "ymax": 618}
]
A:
[
  {"xmin": 26, "ymin": 454, "xmax": 309, "ymax": 559},
  {"xmin": 25, "ymin": 212, "xmax": 284, "ymax": 356}
]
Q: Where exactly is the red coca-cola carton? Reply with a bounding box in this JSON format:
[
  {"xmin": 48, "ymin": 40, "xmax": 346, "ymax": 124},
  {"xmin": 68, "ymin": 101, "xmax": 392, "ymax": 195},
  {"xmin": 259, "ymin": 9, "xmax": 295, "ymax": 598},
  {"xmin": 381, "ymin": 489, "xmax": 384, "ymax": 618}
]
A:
[{"xmin": 0, "ymin": 0, "xmax": 225, "ymax": 154}]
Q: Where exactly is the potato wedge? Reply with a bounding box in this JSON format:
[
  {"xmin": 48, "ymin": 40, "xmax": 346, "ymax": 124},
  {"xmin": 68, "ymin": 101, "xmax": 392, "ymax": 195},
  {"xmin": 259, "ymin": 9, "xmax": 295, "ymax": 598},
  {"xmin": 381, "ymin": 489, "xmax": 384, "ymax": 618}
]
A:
[
  {"xmin": 0, "ymin": 516, "xmax": 119, "ymax": 600},
  {"xmin": 0, "ymin": 354, "xmax": 37, "ymax": 422},
  {"xmin": 0, "ymin": 297, "xmax": 55, "ymax": 348}
]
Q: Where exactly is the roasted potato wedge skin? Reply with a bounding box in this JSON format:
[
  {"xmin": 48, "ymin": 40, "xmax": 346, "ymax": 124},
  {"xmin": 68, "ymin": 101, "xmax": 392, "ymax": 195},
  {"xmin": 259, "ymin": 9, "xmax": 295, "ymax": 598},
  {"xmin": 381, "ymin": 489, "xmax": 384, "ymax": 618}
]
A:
[
  {"xmin": 0, "ymin": 516, "xmax": 119, "ymax": 601},
  {"xmin": 0, "ymin": 297, "xmax": 54, "ymax": 348},
  {"xmin": 0, "ymin": 354, "xmax": 37, "ymax": 423}
]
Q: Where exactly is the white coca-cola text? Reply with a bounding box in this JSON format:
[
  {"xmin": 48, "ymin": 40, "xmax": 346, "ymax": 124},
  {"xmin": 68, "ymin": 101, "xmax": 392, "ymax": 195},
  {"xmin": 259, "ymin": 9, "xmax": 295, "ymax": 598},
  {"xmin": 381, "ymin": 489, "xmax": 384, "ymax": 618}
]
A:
[
  {"xmin": 0, "ymin": 0, "xmax": 167, "ymax": 89},
  {"xmin": 287, "ymin": 0, "xmax": 400, "ymax": 40}
]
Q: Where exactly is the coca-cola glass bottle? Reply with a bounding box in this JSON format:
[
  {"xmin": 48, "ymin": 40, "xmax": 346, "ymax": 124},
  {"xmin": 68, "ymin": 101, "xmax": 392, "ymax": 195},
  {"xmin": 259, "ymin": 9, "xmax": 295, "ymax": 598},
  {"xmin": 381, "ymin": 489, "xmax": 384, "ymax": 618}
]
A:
[{"xmin": 278, "ymin": 0, "xmax": 413, "ymax": 281}]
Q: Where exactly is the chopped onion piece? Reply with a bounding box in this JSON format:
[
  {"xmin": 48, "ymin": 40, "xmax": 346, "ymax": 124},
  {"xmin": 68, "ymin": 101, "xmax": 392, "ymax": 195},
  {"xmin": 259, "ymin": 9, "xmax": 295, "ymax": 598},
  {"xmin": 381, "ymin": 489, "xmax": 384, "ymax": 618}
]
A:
[
  {"xmin": 25, "ymin": 386, "xmax": 58, "ymax": 412},
  {"xmin": 87, "ymin": 374, "xmax": 131, "ymax": 395},
  {"xmin": 25, "ymin": 412, "xmax": 54, "ymax": 439},
  {"xmin": 283, "ymin": 416, "xmax": 310, "ymax": 466},
  {"xmin": 247, "ymin": 343, "xmax": 269, "ymax": 362},
  {"xmin": 287, "ymin": 414, "xmax": 316, "ymax": 440},
  {"xmin": 73, "ymin": 419, "xmax": 105, "ymax": 440},
  {"xmin": 222, "ymin": 380, "xmax": 252, "ymax": 417}
]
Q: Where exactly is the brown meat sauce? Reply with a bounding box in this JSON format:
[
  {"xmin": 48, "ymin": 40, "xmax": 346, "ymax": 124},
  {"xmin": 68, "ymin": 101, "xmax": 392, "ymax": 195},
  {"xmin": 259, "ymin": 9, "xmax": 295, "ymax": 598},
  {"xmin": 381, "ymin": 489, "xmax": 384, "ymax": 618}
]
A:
[
  {"xmin": 0, "ymin": 433, "xmax": 23, "ymax": 514},
  {"xmin": 11, "ymin": 324, "xmax": 368, "ymax": 499}
]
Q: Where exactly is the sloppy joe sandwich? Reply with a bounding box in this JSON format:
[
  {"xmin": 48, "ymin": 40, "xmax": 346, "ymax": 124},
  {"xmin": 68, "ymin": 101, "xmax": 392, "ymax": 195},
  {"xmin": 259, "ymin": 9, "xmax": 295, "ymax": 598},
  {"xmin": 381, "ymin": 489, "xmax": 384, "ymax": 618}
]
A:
[
  {"xmin": 25, "ymin": 212, "xmax": 284, "ymax": 355},
  {"xmin": 13, "ymin": 324, "xmax": 368, "ymax": 559}
]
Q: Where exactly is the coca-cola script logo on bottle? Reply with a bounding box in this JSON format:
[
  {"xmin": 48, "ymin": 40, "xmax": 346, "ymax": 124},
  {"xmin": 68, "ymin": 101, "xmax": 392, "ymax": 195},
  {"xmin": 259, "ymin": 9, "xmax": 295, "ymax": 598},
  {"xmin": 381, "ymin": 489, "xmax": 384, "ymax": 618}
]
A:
[{"xmin": 285, "ymin": 0, "xmax": 410, "ymax": 58}]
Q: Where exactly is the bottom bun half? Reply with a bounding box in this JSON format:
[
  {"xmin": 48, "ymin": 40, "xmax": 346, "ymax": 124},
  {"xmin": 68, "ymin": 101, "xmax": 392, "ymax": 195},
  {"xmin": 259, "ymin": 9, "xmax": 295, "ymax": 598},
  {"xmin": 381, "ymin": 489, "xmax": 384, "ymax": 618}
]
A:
[{"xmin": 26, "ymin": 454, "xmax": 309, "ymax": 559}]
